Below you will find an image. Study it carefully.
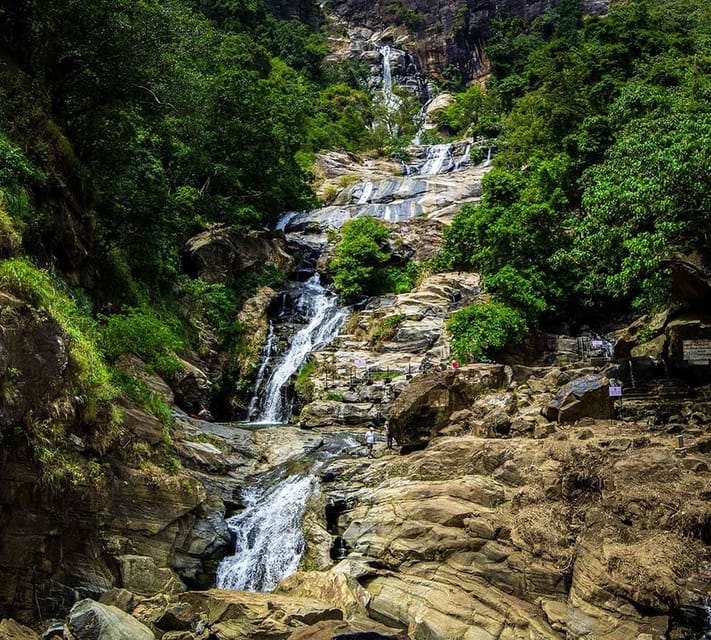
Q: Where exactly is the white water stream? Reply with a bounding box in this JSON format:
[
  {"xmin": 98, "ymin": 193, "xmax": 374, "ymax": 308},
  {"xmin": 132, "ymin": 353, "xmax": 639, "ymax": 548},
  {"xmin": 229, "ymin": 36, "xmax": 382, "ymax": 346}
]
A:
[
  {"xmin": 215, "ymin": 473, "xmax": 316, "ymax": 591},
  {"xmin": 252, "ymin": 274, "xmax": 348, "ymax": 424},
  {"xmin": 246, "ymin": 321, "xmax": 277, "ymax": 421}
]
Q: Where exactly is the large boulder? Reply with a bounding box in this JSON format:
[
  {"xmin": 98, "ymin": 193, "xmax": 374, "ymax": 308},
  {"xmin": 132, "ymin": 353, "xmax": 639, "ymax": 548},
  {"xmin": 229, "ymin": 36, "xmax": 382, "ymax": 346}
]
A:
[
  {"xmin": 116, "ymin": 556, "xmax": 186, "ymax": 597},
  {"xmin": 165, "ymin": 358, "xmax": 212, "ymax": 412},
  {"xmin": 665, "ymin": 313, "xmax": 711, "ymax": 374},
  {"xmin": 0, "ymin": 292, "xmax": 70, "ymax": 428},
  {"xmin": 147, "ymin": 590, "xmax": 344, "ymax": 638},
  {"xmin": 184, "ymin": 226, "xmax": 292, "ymax": 288},
  {"xmin": 389, "ymin": 364, "xmax": 508, "ymax": 446},
  {"xmin": 545, "ymin": 374, "xmax": 612, "ymax": 423},
  {"xmin": 65, "ymin": 599, "xmax": 154, "ymax": 640}
]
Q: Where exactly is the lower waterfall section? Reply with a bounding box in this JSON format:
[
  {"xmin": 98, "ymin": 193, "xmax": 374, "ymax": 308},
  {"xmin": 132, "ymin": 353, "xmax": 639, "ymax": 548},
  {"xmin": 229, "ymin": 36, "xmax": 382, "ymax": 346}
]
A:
[{"xmin": 215, "ymin": 471, "xmax": 317, "ymax": 592}]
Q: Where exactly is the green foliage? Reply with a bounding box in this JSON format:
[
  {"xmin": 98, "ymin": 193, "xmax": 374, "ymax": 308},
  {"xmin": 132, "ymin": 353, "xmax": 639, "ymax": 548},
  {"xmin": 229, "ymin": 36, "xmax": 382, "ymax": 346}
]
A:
[
  {"xmin": 431, "ymin": 85, "xmax": 501, "ymax": 138},
  {"xmin": 368, "ymin": 314, "xmax": 407, "ymax": 348},
  {"xmin": 383, "ymin": 262, "xmax": 420, "ymax": 294},
  {"xmin": 330, "ymin": 218, "xmax": 391, "ymax": 303},
  {"xmin": 100, "ymin": 308, "xmax": 184, "ymax": 376},
  {"xmin": 295, "ymin": 360, "xmax": 316, "ymax": 403},
  {"xmin": 182, "ymin": 279, "xmax": 242, "ymax": 343},
  {"xmin": 0, "ymin": 258, "xmax": 115, "ymax": 401},
  {"xmin": 0, "ymin": 202, "xmax": 22, "ymax": 256},
  {"xmin": 447, "ymin": 302, "xmax": 528, "ymax": 363},
  {"xmin": 437, "ymin": 0, "xmax": 711, "ymax": 335},
  {"xmin": 112, "ymin": 371, "xmax": 174, "ymax": 427}
]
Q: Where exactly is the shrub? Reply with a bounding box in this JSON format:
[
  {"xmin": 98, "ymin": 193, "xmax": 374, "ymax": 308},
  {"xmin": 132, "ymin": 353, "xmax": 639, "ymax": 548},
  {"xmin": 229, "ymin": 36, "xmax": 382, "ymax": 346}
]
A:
[
  {"xmin": 447, "ymin": 302, "xmax": 528, "ymax": 363},
  {"xmin": 368, "ymin": 313, "xmax": 407, "ymax": 348},
  {"xmin": 101, "ymin": 307, "xmax": 184, "ymax": 375},
  {"xmin": 383, "ymin": 262, "xmax": 419, "ymax": 294},
  {"xmin": 329, "ymin": 217, "xmax": 390, "ymax": 303},
  {"xmin": 295, "ymin": 360, "xmax": 316, "ymax": 403}
]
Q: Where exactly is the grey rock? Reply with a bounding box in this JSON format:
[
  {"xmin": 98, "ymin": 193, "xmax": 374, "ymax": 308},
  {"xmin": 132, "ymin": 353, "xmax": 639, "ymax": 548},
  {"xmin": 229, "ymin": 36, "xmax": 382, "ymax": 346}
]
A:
[{"xmin": 65, "ymin": 599, "xmax": 154, "ymax": 640}]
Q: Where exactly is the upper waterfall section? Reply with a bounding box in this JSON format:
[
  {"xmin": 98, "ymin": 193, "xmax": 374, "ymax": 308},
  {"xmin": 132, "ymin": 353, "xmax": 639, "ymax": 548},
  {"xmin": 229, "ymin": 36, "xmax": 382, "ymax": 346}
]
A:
[
  {"xmin": 325, "ymin": 1, "xmax": 609, "ymax": 87},
  {"xmin": 283, "ymin": 141, "xmax": 492, "ymax": 249}
]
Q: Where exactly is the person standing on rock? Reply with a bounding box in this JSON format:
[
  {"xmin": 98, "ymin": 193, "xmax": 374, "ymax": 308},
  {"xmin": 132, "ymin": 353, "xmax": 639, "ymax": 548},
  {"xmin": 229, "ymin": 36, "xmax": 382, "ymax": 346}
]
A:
[
  {"xmin": 365, "ymin": 426, "xmax": 375, "ymax": 458},
  {"xmin": 384, "ymin": 421, "xmax": 394, "ymax": 449}
]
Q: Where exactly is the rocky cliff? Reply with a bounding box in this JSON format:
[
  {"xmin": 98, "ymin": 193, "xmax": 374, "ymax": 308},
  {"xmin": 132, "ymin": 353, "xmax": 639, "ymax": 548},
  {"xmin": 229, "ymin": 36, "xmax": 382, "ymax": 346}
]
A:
[{"xmin": 326, "ymin": 0, "xmax": 609, "ymax": 84}]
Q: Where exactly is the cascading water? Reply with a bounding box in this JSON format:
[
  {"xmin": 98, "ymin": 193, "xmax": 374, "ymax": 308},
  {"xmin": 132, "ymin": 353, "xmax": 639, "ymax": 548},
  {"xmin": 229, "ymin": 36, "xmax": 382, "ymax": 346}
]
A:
[
  {"xmin": 380, "ymin": 45, "xmax": 402, "ymax": 134},
  {"xmin": 420, "ymin": 143, "xmax": 452, "ymax": 175},
  {"xmin": 253, "ymin": 274, "xmax": 349, "ymax": 424},
  {"xmin": 215, "ymin": 472, "xmax": 316, "ymax": 591},
  {"xmin": 246, "ymin": 321, "xmax": 277, "ymax": 420}
]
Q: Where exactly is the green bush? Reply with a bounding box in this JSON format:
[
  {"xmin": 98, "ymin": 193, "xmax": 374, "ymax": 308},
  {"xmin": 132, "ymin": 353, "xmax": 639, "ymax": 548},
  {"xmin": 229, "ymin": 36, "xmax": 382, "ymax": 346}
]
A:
[
  {"xmin": 295, "ymin": 360, "xmax": 316, "ymax": 403},
  {"xmin": 383, "ymin": 262, "xmax": 419, "ymax": 294},
  {"xmin": 101, "ymin": 307, "xmax": 184, "ymax": 375},
  {"xmin": 329, "ymin": 217, "xmax": 391, "ymax": 303},
  {"xmin": 447, "ymin": 302, "xmax": 528, "ymax": 363}
]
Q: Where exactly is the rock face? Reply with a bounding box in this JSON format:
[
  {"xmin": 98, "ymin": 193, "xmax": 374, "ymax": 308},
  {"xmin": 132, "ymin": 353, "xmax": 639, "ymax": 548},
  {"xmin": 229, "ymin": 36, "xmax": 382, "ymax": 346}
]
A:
[
  {"xmin": 545, "ymin": 374, "xmax": 612, "ymax": 423},
  {"xmin": 184, "ymin": 225, "xmax": 293, "ymax": 288},
  {"xmin": 0, "ymin": 292, "xmax": 71, "ymax": 428},
  {"xmin": 0, "ymin": 619, "xmax": 38, "ymax": 640},
  {"xmin": 389, "ymin": 364, "xmax": 509, "ymax": 445},
  {"xmin": 326, "ymin": 0, "xmax": 609, "ymax": 84},
  {"xmin": 297, "ymin": 272, "xmax": 485, "ymax": 429},
  {"xmin": 323, "ymin": 422, "xmax": 711, "ymax": 640},
  {"xmin": 65, "ymin": 599, "xmax": 154, "ymax": 640},
  {"xmin": 286, "ymin": 154, "xmax": 491, "ymax": 253}
]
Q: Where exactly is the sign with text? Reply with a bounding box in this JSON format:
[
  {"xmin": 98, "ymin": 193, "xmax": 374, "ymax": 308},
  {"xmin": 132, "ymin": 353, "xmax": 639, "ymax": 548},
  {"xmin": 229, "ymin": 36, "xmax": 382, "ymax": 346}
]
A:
[
  {"xmin": 353, "ymin": 358, "xmax": 367, "ymax": 368},
  {"xmin": 609, "ymin": 386, "xmax": 623, "ymax": 397},
  {"xmin": 683, "ymin": 340, "xmax": 711, "ymax": 365}
]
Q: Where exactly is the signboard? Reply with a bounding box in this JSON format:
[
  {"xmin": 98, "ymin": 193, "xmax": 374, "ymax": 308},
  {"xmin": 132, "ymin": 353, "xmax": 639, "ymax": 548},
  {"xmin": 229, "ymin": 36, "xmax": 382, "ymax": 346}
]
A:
[
  {"xmin": 353, "ymin": 358, "xmax": 367, "ymax": 368},
  {"xmin": 609, "ymin": 386, "xmax": 623, "ymax": 397},
  {"xmin": 337, "ymin": 368, "xmax": 346, "ymax": 375},
  {"xmin": 683, "ymin": 340, "xmax": 711, "ymax": 365},
  {"xmin": 590, "ymin": 340, "xmax": 604, "ymax": 349}
]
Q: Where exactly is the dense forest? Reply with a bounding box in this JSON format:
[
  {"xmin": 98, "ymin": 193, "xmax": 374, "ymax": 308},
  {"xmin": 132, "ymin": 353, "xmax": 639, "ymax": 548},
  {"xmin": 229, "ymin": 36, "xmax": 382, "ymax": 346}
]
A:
[
  {"xmin": 437, "ymin": 0, "xmax": 711, "ymax": 361},
  {"xmin": 0, "ymin": 0, "xmax": 710, "ymax": 430}
]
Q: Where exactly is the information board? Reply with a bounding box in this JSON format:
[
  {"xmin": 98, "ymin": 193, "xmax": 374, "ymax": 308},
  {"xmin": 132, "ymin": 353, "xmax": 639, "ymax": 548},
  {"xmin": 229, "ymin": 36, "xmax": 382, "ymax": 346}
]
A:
[
  {"xmin": 609, "ymin": 386, "xmax": 623, "ymax": 397},
  {"xmin": 683, "ymin": 339, "xmax": 711, "ymax": 365}
]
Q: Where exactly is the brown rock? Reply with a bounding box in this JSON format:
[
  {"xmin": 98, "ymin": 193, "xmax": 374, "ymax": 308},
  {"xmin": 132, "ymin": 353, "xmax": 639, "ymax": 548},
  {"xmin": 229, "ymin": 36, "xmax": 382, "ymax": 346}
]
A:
[
  {"xmin": 546, "ymin": 374, "xmax": 612, "ymax": 423},
  {"xmin": 184, "ymin": 226, "xmax": 292, "ymax": 288},
  {"xmin": 0, "ymin": 619, "xmax": 38, "ymax": 640},
  {"xmin": 389, "ymin": 364, "xmax": 507, "ymax": 446}
]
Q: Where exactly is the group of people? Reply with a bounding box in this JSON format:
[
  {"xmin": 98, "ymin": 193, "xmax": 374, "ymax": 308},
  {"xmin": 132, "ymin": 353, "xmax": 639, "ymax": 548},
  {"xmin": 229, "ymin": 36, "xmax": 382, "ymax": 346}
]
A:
[{"xmin": 364, "ymin": 421, "xmax": 395, "ymax": 458}]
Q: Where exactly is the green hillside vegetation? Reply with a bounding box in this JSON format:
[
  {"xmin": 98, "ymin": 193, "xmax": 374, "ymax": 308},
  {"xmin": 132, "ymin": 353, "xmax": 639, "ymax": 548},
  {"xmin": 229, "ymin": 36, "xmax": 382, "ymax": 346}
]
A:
[
  {"xmin": 438, "ymin": 0, "xmax": 711, "ymax": 362},
  {"xmin": 1, "ymin": 0, "xmax": 709, "ymax": 404}
]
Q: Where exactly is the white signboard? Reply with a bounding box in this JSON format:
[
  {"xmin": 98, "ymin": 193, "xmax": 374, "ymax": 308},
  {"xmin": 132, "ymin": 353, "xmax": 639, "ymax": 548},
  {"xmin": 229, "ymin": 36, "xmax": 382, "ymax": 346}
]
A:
[
  {"xmin": 337, "ymin": 368, "xmax": 346, "ymax": 375},
  {"xmin": 354, "ymin": 358, "xmax": 367, "ymax": 368},
  {"xmin": 609, "ymin": 386, "xmax": 623, "ymax": 397},
  {"xmin": 683, "ymin": 339, "xmax": 711, "ymax": 365}
]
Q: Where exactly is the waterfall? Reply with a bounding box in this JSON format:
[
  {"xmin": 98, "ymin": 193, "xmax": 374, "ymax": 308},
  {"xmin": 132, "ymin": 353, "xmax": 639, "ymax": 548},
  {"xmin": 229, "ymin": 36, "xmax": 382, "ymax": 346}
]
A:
[
  {"xmin": 246, "ymin": 322, "xmax": 277, "ymax": 420},
  {"xmin": 276, "ymin": 211, "xmax": 298, "ymax": 231},
  {"xmin": 215, "ymin": 472, "xmax": 316, "ymax": 592},
  {"xmin": 254, "ymin": 274, "xmax": 349, "ymax": 424},
  {"xmin": 357, "ymin": 181, "xmax": 374, "ymax": 205},
  {"xmin": 420, "ymin": 144, "xmax": 451, "ymax": 175},
  {"xmin": 454, "ymin": 142, "xmax": 472, "ymax": 171},
  {"xmin": 380, "ymin": 45, "xmax": 402, "ymax": 134}
]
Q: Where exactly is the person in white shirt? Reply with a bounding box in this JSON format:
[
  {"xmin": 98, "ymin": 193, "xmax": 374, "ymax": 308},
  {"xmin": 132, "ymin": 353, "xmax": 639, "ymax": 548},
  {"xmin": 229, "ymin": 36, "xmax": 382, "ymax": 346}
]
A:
[{"xmin": 365, "ymin": 427, "xmax": 375, "ymax": 458}]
